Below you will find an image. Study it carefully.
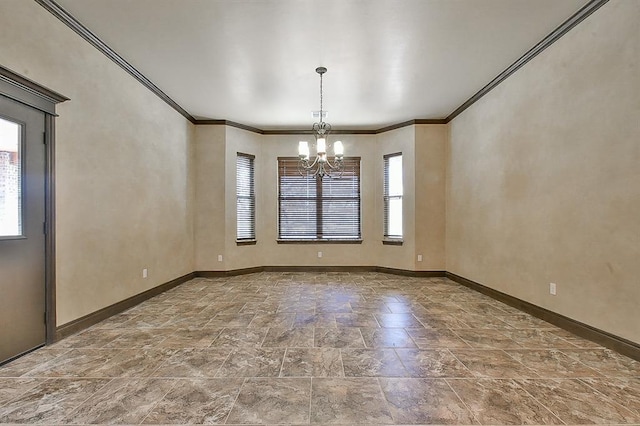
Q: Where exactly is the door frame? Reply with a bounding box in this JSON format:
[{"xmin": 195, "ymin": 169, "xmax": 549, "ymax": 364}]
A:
[{"xmin": 0, "ymin": 65, "xmax": 68, "ymax": 345}]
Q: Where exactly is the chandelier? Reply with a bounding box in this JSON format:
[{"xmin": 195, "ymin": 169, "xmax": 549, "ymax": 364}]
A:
[{"xmin": 298, "ymin": 67, "xmax": 344, "ymax": 178}]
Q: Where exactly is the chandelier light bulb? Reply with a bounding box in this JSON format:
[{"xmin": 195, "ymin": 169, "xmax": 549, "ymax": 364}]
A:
[
  {"xmin": 317, "ymin": 138, "xmax": 326, "ymax": 154},
  {"xmin": 298, "ymin": 141, "xmax": 310, "ymax": 159},
  {"xmin": 333, "ymin": 141, "xmax": 344, "ymax": 157}
]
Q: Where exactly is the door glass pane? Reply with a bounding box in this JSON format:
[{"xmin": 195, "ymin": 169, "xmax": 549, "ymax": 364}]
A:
[{"xmin": 0, "ymin": 117, "xmax": 22, "ymax": 237}]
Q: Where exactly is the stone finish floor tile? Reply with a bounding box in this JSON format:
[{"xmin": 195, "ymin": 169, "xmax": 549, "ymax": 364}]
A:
[
  {"xmin": 206, "ymin": 313, "xmax": 256, "ymax": 328},
  {"xmin": 293, "ymin": 313, "xmax": 337, "ymax": 328},
  {"xmin": 1, "ymin": 272, "xmax": 638, "ymax": 425},
  {"xmin": 216, "ymin": 347, "xmax": 285, "ymax": 378},
  {"xmin": 22, "ymin": 348, "xmax": 122, "ymax": 378},
  {"xmin": 517, "ymin": 378, "xmax": 640, "ymax": 424},
  {"xmin": 62, "ymin": 378, "xmax": 175, "ymax": 424},
  {"xmin": 447, "ymin": 378, "xmax": 564, "ymax": 425},
  {"xmin": 0, "ymin": 378, "xmax": 39, "ymax": 405},
  {"xmin": 151, "ymin": 348, "xmax": 231, "ymax": 378},
  {"xmin": 405, "ymin": 328, "xmax": 471, "ymax": 349},
  {"xmin": 360, "ymin": 327, "xmax": 417, "ymax": 348},
  {"xmin": 0, "ymin": 378, "xmax": 111, "ymax": 424},
  {"xmin": 335, "ymin": 313, "xmax": 380, "ymax": 328},
  {"xmin": 451, "ymin": 349, "xmax": 539, "ymax": 379},
  {"xmin": 314, "ymin": 327, "xmax": 365, "ymax": 348},
  {"xmin": 248, "ymin": 312, "xmax": 295, "ymax": 328},
  {"xmin": 281, "ymin": 348, "xmax": 344, "ymax": 377},
  {"xmin": 102, "ymin": 328, "xmax": 173, "ymax": 349},
  {"xmin": 261, "ymin": 327, "xmax": 314, "ymax": 348},
  {"xmin": 226, "ymin": 378, "xmax": 311, "ymax": 424},
  {"xmin": 580, "ymin": 377, "xmax": 640, "ymax": 417},
  {"xmin": 142, "ymin": 378, "xmax": 243, "ymax": 424},
  {"xmin": 158, "ymin": 328, "xmax": 223, "ymax": 349},
  {"xmin": 395, "ymin": 349, "xmax": 473, "ymax": 378},
  {"xmin": 0, "ymin": 348, "xmax": 69, "ymax": 377},
  {"xmin": 380, "ymin": 378, "xmax": 477, "ymax": 424},
  {"xmin": 502, "ymin": 329, "xmax": 578, "ymax": 349},
  {"xmin": 451, "ymin": 329, "xmax": 523, "ymax": 349},
  {"xmin": 210, "ymin": 327, "xmax": 268, "ymax": 349},
  {"xmin": 561, "ymin": 348, "xmax": 640, "ymax": 377},
  {"xmin": 504, "ymin": 349, "xmax": 602, "ymax": 378},
  {"xmin": 548, "ymin": 328, "xmax": 607, "ymax": 348},
  {"xmin": 342, "ymin": 348, "xmax": 408, "ymax": 377},
  {"xmin": 375, "ymin": 313, "xmax": 424, "ymax": 328},
  {"xmin": 310, "ymin": 377, "xmax": 394, "ymax": 424}
]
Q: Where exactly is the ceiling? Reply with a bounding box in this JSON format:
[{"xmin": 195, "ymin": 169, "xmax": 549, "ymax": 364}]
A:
[{"xmin": 55, "ymin": 0, "xmax": 589, "ymax": 130}]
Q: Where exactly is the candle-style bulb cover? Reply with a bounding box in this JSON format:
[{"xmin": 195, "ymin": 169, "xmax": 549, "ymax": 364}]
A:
[
  {"xmin": 316, "ymin": 138, "xmax": 326, "ymax": 154},
  {"xmin": 333, "ymin": 140, "xmax": 344, "ymax": 157}
]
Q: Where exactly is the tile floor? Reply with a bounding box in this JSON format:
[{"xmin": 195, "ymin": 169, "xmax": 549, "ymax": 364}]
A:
[{"xmin": 0, "ymin": 272, "xmax": 639, "ymax": 425}]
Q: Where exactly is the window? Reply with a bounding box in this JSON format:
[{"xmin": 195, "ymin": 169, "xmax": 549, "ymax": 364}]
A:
[
  {"xmin": 0, "ymin": 117, "xmax": 22, "ymax": 237},
  {"xmin": 278, "ymin": 157, "xmax": 361, "ymax": 241},
  {"xmin": 236, "ymin": 153, "xmax": 255, "ymax": 241},
  {"xmin": 383, "ymin": 153, "xmax": 403, "ymax": 239}
]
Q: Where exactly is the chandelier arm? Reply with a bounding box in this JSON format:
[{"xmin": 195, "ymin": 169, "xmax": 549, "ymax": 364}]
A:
[
  {"xmin": 298, "ymin": 155, "xmax": 320, "ymax": 176},
  {"xmin": 324, "ymin": 158, "xmax": 343, "ymax": 171},
  {"xmin": 302, "ymin": 156, "xmax": 320, "ymax": 170},
  {"xmin": 324, "ymin": 158, "xmax": 345, "ymax": 177}
]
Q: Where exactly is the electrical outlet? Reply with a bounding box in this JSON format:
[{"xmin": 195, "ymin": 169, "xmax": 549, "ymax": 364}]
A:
[
  {"xmin": 142, "ymin": 268, "xmax": 148, "ymax": 278},
  {"xmin": 549, "ymin": 282, "xmax": 557, "ymax": 295},
  {"xmin": 218, "ymin": 254, "xmax": 223, "ymax": 262},
  {"xmin": 417, "ymin": 254, "xmax": 423, "ymax": 262},
  {"xmin": 317, "ymin": 251, "xmax": 323, "ymax": 258}
]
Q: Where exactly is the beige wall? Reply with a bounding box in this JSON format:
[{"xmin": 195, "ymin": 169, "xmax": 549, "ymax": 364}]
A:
[
  {"xmin": 415, "ymin": 124, "xmax": 447, "ymax": 271},
  {"xmin": 193, "ymin": 128, "xmax": 447, "ymax": 270},
  {"xmin": 0, "ymin": 1, "xmax": 195, "ymax": 326},
  {"xmin": 447, "ymin": 1, "xmax": 640, "ymax": 343},
  {"xmin": 194, "ymin": 125, "xmax": 226, "ymax": 271}
]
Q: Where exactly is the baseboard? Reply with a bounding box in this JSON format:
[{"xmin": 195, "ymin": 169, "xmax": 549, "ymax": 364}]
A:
[
  {"xmin": 55, "ymin": 272, "xmax": 196, "ymax": 341},
  {"xmin": 197, "ymin": 266, "xmax": 446, "ymax": 277},
  {"xmin": 445, "ymin": 272, "xmax": 640, "ymax": 362},
  {"xmin": 376, "ymin": 267, "xmax": 446, "ymax": 277},
  {"xmin": 196, "ymin": 267, "xmax": 264, "ymax": 277},
  {"xmin": 264, "ymin": 265, "xmax": 377, "ymax": 273}
]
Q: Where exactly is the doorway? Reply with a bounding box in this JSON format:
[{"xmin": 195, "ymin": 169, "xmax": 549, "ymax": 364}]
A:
[
  {"xmin": 0, "ymin": 95, "xmax": 47, "ymax": 364},
  {"xmin": 0, "ymin": 66, "xmax": 66, "ymax": 365}
]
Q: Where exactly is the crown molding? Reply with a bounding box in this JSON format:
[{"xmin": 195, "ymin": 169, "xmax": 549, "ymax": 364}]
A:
[
  {"xmin": 196, "ymin": 118, "xmax": 449, "ymax": 135},
  {"xmin": 445, "ymin": 0, "xmax": 609, "ymax": 122},
  {"xmin": 36, "ymin": 0, "xmax": 608, "ymax": 130},
  {"xmin": 34, "ymin": 0, "xmax": 197, "ymax": 124},
  {"xmin": 196, "ymin": 119, "xmax": 264, "ymax": 134}
]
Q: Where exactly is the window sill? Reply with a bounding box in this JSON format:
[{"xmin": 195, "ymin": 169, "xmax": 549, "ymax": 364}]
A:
[
  {"xmin": 277, "ymin": 239, "xmax": 363, "ymax": 245},
  {"xmin": 236, "ymin": 239, "xmax": 257, "ymax": 246},
  {"xmin": 382, "ymin": 239, "xmax": 403, "ymax": 246}
]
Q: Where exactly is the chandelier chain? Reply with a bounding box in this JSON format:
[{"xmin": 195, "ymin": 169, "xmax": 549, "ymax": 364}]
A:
[{"xmin": 319, "ymin": 72, "xmax": 323, "ymax": 122}]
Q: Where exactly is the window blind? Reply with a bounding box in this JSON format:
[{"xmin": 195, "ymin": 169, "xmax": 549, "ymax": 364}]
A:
[
  {"xmin": 236, "ymin": 153, "xmax": 255, "ymax": 240},
  {"xmin": 383, "ymin": 153, "xmax": 403, "ymax": 238},
  {"xmin": 278, "ymin": 157, "xmax": 361, "ymax": 240}
]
